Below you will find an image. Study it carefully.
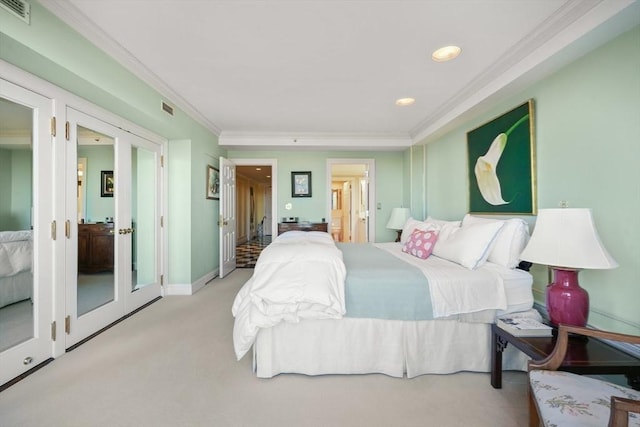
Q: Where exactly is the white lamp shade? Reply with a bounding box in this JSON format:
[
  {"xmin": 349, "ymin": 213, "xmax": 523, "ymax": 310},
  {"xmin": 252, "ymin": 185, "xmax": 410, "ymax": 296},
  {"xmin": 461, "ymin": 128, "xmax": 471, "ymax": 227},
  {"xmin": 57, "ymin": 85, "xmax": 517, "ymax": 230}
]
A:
[
  {"xmin": 520, "ymin": 208, "xmax": 618, "ymax": 270},
  {"xmin": 386, "ymin": 207, "xmax": 411, "ymax": 230}
]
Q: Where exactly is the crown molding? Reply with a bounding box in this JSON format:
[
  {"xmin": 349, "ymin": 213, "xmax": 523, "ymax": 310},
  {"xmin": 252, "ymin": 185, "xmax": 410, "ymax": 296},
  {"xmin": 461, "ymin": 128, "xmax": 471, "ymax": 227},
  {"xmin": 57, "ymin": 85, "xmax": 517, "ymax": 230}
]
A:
[
  {"xmin": 219, "ymin": 132, "xmax": 412, "ymax": 151},
  {"xmin": 411, "ymin": 0, "xmax": 637, "ymax": 144},
  {"xmin": 40, "ymin": 0, "xmax": 222, "ymax": 136}
]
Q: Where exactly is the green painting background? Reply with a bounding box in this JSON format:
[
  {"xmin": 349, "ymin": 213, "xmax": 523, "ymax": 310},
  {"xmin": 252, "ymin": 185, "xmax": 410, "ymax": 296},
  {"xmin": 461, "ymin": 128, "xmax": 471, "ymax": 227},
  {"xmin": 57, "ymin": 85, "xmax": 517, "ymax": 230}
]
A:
[{"xmin": 467, "ymin": 100, "xmax": 535, "ymax": 214}]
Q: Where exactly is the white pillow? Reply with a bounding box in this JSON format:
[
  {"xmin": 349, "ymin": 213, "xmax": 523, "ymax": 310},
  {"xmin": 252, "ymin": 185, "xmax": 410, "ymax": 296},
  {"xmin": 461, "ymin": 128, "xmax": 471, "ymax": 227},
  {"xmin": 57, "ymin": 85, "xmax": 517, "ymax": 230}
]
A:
[
  {"xmin": 400, "ymin": 217, "xmax": 438, "ymax": 244},
  {"xmin": 425, "ymin": 216, "xmax": 461, "ymax": 229},
  {"xmin": 433, "ymin": 221, "xmax": 505, "ymax": 269},
  {"xmin": 461, "ymin": 214, "xmax": 530, "ymax": 268}
]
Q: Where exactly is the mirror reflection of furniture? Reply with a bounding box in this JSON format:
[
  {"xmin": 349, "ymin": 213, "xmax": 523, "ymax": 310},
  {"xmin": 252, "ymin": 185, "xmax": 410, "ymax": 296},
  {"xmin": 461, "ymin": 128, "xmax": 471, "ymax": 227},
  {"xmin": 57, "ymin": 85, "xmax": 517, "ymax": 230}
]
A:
[
  {"xmin": 78, "ymin": 223, "xmax": 115, "ymax": 273},
  {"xmin": 386, "ymin": 207, "xmax": 411, "ymax": 242}
]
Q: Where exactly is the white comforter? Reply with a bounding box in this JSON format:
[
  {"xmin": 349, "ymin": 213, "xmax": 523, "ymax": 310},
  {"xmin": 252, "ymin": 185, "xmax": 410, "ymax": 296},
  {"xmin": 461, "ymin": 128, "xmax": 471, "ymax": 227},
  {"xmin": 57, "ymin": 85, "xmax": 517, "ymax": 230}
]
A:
[
  {"xmin": 0, "ymin": 230, "xmax": 32, "ymax": 277},
  {"xmin": 232, "ymin": 231, "xmax": 346, "ymax": 360}
]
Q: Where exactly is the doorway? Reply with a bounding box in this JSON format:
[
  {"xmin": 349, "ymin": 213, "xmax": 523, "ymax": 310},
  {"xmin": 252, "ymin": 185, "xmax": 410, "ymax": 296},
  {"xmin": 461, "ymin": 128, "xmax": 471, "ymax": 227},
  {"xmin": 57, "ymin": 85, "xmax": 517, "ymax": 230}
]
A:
[
  {"xmin": 326, "ymin": 159, "xmax": 375, "ymax": 243},
  {"xmin": 231, "ymin": 159, "xmax": 277, "ymax": 267}
]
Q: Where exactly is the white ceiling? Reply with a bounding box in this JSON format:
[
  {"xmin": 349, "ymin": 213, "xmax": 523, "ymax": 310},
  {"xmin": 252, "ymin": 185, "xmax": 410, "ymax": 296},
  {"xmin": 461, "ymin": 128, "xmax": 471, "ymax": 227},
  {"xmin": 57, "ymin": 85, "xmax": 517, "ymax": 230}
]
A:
[{"xmin": 39, "ymin": 0, "xmax": 639, "ymax": 150}]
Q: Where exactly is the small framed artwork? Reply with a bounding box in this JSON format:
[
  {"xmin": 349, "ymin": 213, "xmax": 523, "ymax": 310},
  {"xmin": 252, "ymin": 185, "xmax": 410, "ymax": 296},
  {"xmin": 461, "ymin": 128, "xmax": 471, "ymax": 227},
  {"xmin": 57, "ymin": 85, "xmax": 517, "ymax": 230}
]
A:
[
  {"xmin": 206, "ymin": 165, "xmax": 220, "ymax": 200},
  {"xmin": 291, "ymin": 171, "xmax": 312, "ymax": 198},
  {"xmin": 467, "ymin": 99, "xmax": 536, "ymax": 215},
  {"xmin": 101, "ymin": 170, "xmax": 114, "ymax": 197}
]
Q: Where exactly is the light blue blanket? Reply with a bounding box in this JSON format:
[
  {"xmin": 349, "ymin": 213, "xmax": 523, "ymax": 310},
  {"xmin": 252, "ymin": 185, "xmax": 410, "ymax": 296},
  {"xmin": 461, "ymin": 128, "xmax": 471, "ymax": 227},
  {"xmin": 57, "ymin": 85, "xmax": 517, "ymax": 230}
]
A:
[{"xmin": 337, "ymin": 243, "xmax": 433, "ymax": 320}]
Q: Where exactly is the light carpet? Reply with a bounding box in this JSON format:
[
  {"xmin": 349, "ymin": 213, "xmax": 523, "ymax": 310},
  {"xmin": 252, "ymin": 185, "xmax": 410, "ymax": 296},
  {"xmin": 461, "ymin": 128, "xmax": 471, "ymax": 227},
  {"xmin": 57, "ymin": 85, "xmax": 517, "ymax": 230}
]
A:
[{"xmin": 0, "ymin": 268, "xmax": 529, "ymax": 426}]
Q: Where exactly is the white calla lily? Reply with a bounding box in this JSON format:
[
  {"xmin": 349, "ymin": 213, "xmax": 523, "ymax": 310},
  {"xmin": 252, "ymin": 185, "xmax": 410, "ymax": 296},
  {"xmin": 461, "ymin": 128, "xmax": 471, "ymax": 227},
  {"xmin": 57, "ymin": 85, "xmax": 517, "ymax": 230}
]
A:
[{"xmin": 474, "ymin": 133, "xmax": 508, "ymax": 205}]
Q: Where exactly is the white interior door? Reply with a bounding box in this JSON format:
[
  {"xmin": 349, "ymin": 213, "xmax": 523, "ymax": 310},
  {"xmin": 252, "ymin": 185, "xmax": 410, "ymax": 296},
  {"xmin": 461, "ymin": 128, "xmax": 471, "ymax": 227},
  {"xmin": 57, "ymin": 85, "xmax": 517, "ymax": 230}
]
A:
[
  {"xmin": 0, "ymin": 80, "xmax": 54, "ymax": 385},
  {"xmin": 64, "ymin": 108, "xmax": 161, "ymax": 347},
  {"xmin": 219, "ymin": 156, "xmax": 236, "ymax": 278}
]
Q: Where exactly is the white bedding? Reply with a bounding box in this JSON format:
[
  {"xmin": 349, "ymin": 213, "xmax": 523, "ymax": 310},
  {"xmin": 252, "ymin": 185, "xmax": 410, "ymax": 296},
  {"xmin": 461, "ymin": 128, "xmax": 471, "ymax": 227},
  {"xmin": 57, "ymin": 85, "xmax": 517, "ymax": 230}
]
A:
[
  {"xmin": 0, "ymin": 230, "xmax": 33, "ymax": 308},
  {"xmin": 232, "ymin": 231, "xmax": 346, "ymax": 359}
]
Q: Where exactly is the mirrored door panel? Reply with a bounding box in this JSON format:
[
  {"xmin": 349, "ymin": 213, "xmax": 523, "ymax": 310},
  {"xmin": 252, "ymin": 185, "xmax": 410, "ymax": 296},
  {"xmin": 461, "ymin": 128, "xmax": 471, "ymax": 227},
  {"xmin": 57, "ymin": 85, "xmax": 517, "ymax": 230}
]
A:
[
  {"xmin": 0, "ymin": 80, "xmax": 54, "ymax": 386},
  {"xmin": 65, "ymin": 110, "xmax": 124, "ymax": 347},
  {"xmin": 76, "ymin": 126, "xmax": 115, "ymax": 316},
  {"xmin": 131, "ymin": 145, "xmax": 156, "ymax": 292},
  {"xmin": 0, "ymin": 97, "xmax": 35, "ymax": 352}
]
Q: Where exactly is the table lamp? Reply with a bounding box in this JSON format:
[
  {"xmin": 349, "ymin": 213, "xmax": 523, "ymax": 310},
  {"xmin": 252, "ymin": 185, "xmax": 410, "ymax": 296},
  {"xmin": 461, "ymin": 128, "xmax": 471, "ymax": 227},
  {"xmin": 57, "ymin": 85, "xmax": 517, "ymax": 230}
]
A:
[
  {"xmin": 386, "ymin": 207, "xmax": 411, "ymax": 242},
  {"xmin": 519, "ymin": 208, "xmax": 618, "ymax": 327}
]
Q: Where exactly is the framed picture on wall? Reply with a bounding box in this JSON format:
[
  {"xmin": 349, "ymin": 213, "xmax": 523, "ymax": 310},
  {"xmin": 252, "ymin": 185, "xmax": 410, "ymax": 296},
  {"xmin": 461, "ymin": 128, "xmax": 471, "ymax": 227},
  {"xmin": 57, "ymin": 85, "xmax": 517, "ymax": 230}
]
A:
[
  {"xmin": 206, "ymin": 165, "xmax": 220, "ymax": 200},
  {"xmin": 467, "ymin": 99, "xmax": 537, "ymax": 215},
  {"xmin": 101, "ymin": 170, "xmax": 114, "ymax": 197},
  {"xmin": 291, "ymin": 171, "xmax": 312, "ymax": 198}
]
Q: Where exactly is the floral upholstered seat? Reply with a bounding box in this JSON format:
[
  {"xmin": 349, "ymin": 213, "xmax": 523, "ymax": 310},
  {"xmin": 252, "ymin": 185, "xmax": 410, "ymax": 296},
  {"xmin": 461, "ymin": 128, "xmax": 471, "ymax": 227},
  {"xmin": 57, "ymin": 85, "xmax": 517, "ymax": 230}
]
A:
[
  {"xmin": 528, "ymin": 325, "xmax": 640, "ymax": 427},
  {"xmin": 530, "ymin": 370, "xmax": 640, "ymax": 427}
]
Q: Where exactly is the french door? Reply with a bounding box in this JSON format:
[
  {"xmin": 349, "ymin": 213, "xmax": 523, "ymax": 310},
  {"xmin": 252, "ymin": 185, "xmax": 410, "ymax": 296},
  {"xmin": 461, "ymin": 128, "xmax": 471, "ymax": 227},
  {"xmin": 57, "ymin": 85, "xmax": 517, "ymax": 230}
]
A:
[
  {"xmin": 64, "ymin": 108, "xmax": 162, "ymax": 347},
  {"xmin": 0, "ymin": 80, "xmax": 54, "ymax": 385}
]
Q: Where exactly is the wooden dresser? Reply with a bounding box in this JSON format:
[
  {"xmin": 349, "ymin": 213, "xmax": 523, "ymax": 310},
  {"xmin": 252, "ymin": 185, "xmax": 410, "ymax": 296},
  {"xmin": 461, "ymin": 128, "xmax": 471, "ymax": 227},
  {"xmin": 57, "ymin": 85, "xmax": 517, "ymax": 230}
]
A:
[
  {"xmin": 78, "ymin": 223, "xmax": 115, "ymax": 273},
  {"xmin": 277, "ymin": 222, "xmax": 328, "ymax": 235}
]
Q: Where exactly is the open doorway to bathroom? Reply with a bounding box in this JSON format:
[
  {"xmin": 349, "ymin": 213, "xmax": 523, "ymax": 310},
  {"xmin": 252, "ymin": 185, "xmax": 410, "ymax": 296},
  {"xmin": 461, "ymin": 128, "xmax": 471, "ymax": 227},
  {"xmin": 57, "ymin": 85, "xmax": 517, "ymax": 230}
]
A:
[{"xmin": 327, "ymin": 159, "xmax": 375, "ymax": 243}]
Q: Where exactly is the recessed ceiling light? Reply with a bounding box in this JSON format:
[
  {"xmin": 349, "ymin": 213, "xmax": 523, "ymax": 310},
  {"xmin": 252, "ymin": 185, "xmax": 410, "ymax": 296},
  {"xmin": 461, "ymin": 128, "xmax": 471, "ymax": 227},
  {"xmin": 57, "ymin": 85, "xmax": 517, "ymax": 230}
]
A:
[
  {"xmin": 255, "ymin": 167, "xmax": 262, "ymax": 171},
  {"xmin": 432, "ymin": 45, "xmax": 461, "ymax": 62},
  {"xmin": 395, "ymin": 98, "xmax": 415, "ymax": 106}
]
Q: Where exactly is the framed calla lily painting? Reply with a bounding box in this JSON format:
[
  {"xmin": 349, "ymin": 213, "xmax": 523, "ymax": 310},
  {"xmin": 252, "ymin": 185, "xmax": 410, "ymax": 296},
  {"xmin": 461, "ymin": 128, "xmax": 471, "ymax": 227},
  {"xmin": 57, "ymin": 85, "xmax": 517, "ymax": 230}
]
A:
[{"xmin": 467, "ymin": 99, "xmax": 537, "ymax": 215}]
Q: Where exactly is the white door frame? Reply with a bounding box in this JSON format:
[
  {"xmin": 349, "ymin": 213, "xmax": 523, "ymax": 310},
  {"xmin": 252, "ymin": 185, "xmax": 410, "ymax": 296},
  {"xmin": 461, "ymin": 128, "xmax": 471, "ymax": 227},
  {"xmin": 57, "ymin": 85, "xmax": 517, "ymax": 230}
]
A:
[
  {"xmin": 229, "ymin": 159, "xmax": 278, "ymax": 240},
  {"xmin": 326, "ymin": 159, "xmax": 375, "ymax": 242}
]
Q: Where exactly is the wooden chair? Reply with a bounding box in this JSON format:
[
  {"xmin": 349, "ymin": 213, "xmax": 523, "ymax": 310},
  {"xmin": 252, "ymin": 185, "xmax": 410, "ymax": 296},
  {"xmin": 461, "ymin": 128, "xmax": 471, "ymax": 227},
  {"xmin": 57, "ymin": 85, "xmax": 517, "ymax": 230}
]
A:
[{"xmin": 528, "ymin": 324, "xmax": 640, "ymax": 427}]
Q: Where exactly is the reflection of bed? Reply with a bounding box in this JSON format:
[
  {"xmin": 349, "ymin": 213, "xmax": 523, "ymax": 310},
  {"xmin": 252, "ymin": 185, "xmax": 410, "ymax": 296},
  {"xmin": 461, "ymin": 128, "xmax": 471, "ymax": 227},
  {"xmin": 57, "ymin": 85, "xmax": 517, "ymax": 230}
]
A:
[
  {"xmin": 0, "ymin": 230, "xmax": 33, "ymax": 309},
  {"xmin": 233, "ymin": 216, "xmax": 536, "ymax": 378}
]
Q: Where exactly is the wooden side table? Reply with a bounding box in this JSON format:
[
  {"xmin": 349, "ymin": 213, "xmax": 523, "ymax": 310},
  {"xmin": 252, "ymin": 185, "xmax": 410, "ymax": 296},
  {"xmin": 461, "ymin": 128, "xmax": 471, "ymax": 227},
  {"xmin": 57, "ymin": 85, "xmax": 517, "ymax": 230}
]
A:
[{"xmin": 491, "ymin": 322, "xmax": 640, "ymax": 391}]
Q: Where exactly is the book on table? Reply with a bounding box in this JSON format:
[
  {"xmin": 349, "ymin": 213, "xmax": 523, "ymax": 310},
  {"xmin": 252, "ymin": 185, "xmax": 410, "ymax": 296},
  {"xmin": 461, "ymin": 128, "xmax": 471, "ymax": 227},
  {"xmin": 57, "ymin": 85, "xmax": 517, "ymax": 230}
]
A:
[{"xmin": 496, "ymin": 317, "xmax": 553, "ymax": 337}]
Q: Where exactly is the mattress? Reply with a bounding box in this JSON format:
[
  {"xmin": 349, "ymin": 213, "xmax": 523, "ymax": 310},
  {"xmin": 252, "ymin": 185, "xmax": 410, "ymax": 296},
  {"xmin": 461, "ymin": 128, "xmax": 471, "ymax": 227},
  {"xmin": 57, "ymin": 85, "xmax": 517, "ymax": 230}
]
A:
[{"xmin": 374, "ymin": 242, "xmax": 534, "ymax": 316}]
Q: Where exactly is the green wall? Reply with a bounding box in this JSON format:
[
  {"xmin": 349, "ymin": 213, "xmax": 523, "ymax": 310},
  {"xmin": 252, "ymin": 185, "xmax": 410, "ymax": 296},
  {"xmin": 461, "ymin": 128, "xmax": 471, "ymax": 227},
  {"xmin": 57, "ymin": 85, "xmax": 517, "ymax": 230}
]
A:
[
  {"xmin": 1, "ymin": 2, "xmax": 223, "ymax": 284},
  {"xmin": 227, "ymin": 150, "xmax": 405, "ymax": 242},
  {"xmin": 416, "ymin": 26, "xmax": 640, "ymax": 335}
]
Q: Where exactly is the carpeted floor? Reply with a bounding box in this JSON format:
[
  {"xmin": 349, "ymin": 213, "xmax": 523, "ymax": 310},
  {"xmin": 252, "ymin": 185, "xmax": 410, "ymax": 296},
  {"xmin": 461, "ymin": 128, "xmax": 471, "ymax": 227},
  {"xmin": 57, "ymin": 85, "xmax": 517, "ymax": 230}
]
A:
[{"xmin": 0, "ymin": 269, "xmax": 530, "ymax": 426}]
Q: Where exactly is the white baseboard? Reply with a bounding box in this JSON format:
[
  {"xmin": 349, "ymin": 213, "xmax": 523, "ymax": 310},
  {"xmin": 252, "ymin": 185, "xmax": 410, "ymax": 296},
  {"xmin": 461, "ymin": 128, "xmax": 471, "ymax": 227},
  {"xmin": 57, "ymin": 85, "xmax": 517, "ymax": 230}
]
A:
[{"xmin": 164, "ymin": 269, "xmax": 219, "ymax": 296}]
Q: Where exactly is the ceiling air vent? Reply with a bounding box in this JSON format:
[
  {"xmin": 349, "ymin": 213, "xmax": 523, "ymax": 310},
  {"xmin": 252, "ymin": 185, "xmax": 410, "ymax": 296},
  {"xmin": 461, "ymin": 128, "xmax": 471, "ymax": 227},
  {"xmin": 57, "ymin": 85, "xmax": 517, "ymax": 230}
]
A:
[
  {"xmin": 161, "ymin": 101, "xmax": 175, "ymax": 117},
  {"xmin": 0, "ymin": 0, "xmax": 30, "ymax": 24}
]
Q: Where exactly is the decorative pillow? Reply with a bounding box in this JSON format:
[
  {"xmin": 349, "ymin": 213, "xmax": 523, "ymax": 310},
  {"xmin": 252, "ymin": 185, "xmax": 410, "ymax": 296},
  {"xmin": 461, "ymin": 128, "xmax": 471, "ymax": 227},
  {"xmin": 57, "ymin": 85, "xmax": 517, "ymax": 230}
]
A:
[
  {"xmin": 400, "ymin": 217, "xmax": 438, "ymax": 244},
  {"xmin": 432, "ymin": 221, "xmax": 505, "ymax": 269},
  {"xmin": 402, "ymin": 229, "xmax": 439, "ymax": 259},
  {"xmin": 461, "ymin": 214, "xmax": 530, "ymax": 268}
]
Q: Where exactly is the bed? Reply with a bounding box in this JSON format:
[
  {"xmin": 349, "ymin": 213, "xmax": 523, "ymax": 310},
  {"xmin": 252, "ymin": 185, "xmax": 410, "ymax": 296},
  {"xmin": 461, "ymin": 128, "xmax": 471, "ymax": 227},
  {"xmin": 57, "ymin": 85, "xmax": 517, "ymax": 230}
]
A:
[
  {"xmin": 233, "ymin": 215, "xmax": 537, "ymax": 378},
  {"xmin": 0, "ymin": 230, "xmax": 33, "ymax": 309}
]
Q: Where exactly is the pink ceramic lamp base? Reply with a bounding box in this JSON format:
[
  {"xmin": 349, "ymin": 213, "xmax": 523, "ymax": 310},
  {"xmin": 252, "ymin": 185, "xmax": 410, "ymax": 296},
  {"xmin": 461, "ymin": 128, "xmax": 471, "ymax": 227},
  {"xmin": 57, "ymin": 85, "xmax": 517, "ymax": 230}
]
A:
[{"xmin": 546, "ymin": 268, "xmax": 589, "ymax": 327}]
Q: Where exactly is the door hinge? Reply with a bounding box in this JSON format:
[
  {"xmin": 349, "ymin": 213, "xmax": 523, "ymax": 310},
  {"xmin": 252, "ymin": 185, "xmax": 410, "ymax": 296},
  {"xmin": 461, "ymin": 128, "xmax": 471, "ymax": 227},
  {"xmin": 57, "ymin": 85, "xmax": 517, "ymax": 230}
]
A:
[
  {"xmin": 65, "ymin": 121, "xmax": 70, "ymax": 141},
  {"xmin": 51, "ymin": 117, "xmax": 56, "ymax": 137},
  {"xmin": 160, "ymin": 216, "xmax": 163, "ymax": 227},
  {"xmin": 65, "ymin": 220, "xmax": 71, "ymax": 239},
  {"xmin": 65, "ymin": 315, "xmax": 71, "ymax": 334},
  {"xmin": 160, "ymin": 155, "xmax": 164, "ymax": 167},
  {"xmin": 51, "ymin": 220, "xmax": 56, "ymax": 240},
  {"xmin": 51, "ymin": 321, "xmax": 56, "ymax": 341},
  {"xmin": 160, "ymin": 275, "xmax": 164, "ymax": 286}
]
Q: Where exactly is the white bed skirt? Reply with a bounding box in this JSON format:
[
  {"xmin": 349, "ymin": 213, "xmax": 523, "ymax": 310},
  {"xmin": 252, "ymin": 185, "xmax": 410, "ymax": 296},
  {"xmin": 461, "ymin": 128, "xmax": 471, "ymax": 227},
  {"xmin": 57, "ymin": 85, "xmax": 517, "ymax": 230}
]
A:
[{"xmin": 254, "ymin": 317, "xmax": 530, "ymax": 378}]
